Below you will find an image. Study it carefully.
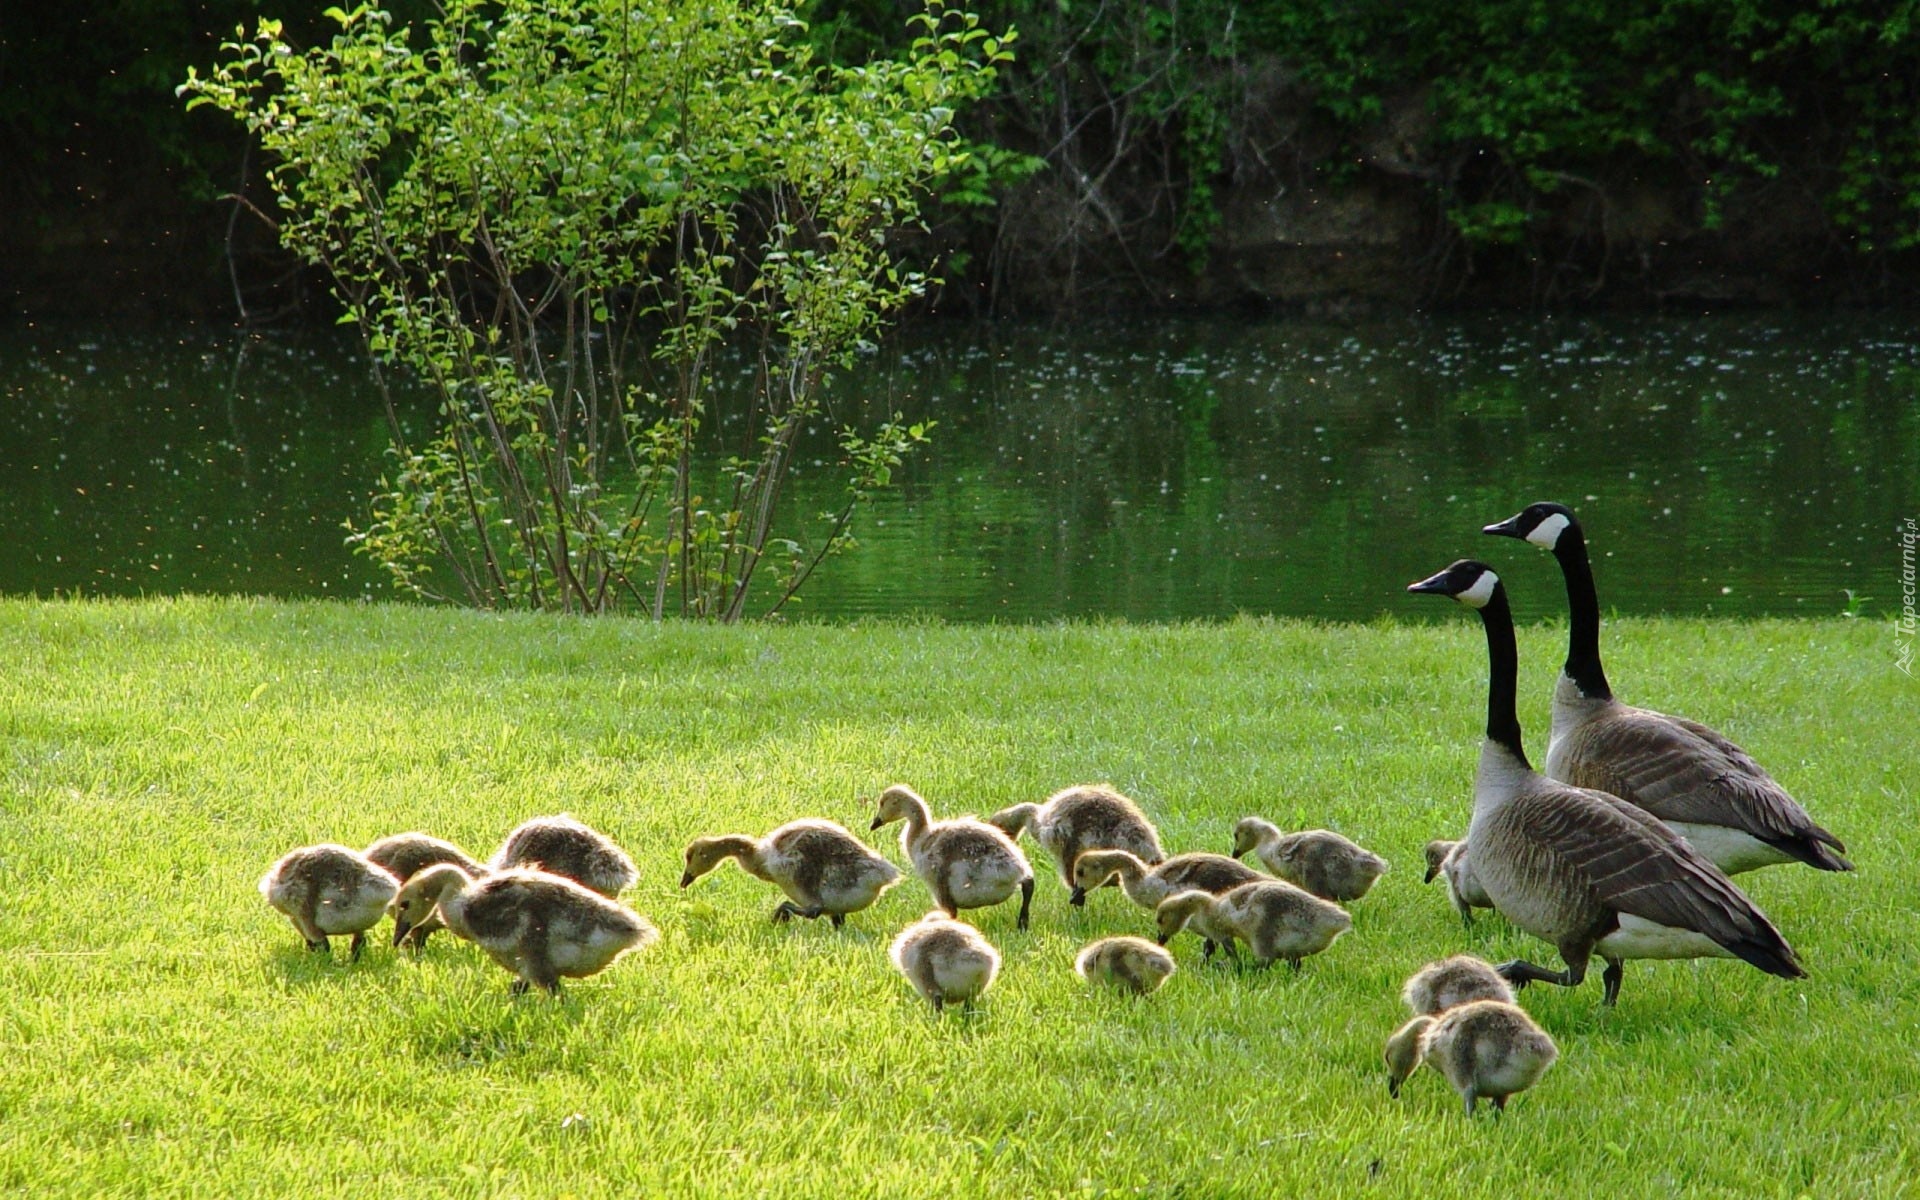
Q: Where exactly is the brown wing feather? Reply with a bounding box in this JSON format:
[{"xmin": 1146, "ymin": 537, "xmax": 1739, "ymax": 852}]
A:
[
  {"xmin": 1558, "ymin": 707, "xmax": 1846, "ymax": 861},
  {"xmin": 1511, "ymin": 783, "xmax": 1802, "ymax": 975}
]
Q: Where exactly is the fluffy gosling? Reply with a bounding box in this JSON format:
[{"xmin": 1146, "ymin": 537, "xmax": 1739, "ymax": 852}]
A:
[
  {"xmin": 1230, "ymin": 819, "xmax": 1388, "ymax": 902},
  {"xmin": 871, "ymin": 784, "xmax": 1035, "ymax": 930},
  {"xmin": 680, "ymin": 819, "xmax": 901, "ymax": 927},
  {"xmin": 1069, "ymin": 849, "xmax": 1262, "ymax": 911},
  {"xmin": 365, "ymin": 832, "xmax": 486, "ymax": 954},
  {"xmin": 1401, "ymin": 954, "xmax": 1516, "ymax": 1015},
  {"xmin": 890, "ymin": 911, "xmax": 1001, "ymax": 1013},
  {"xmin": 388, "ymin": 863, "xmax": 656, "ymax": 995},
  {"xmin": 259, "ymin": 843, "xmax": 400, "ymax": 961},
  {"xmin": 1384, "ymin": 999, "xmax": 1559, "ymax": 1116},
  {"xmin": 1422, "ymin": 838, "xmax": 1494, "ymax": 927},
  {"xmin": 987, "ymin": 784, "xmax": 1165, "ymax": 893},
  {"xmin": 1155, "ymin": 880, "xmax": 1351, "ymax": 969},
  {"xmin": 489, "ymin": 814, "xmax": 637, "ymax": 898},
  {"xmin": 1074, "ymin": 936, "xmax": 1177, "ymax": 995}
]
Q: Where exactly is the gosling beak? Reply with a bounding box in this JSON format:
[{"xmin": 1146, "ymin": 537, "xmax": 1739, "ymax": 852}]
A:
[
  {"xmin": 1423, "ymin": 862, "xmax": 1441, "ymax": 884},
  {"xmin": 1156, "ymin": 933, "xmax": 1170, "ymax": 946},
  {"xmin": 869, "ymin": 816, "xmax": 884, "ymax": 831},
  {"xmin": 391, "ymin": 918, "xmax": 412, "ymax": 948},
  {"xmin": 1406, "ymin": 569, "xmax": 1453, "ymax": 595},
  {"xmin": 1068, "ymin": 886, "xmax": 1087, "ymax": 907},
  {"xmin": 1229, "ymin": 844, "xmax": 1244, "ymax": 860},
  {"xmin": 1388, "ymin": 1077, "xmax": 1402, "ymax": 1099},
  {"xmin": 678, "ymin": 872, "xmax": 694, "ymax": 889}
]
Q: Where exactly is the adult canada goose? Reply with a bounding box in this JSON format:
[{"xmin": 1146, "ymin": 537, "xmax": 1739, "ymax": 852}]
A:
[
  {"xmin": 259, "ymin": 844, "xmax": 401, "ymax": 961},
  {"xmin": 987, "ymin": 784, "xmax": 1165, "ymax": 893},
  {"xmin": 1408, "ymin": 559, "xmax": 1805, "ymax": 1005},
  {"xmin": 388, "ymin": 863, "xmax": 656, "ymax": 995},
  {"xmin": 1230, "ymin": 819, "xmax": 1388, "ymax": 902},
  {"xmin": 1422, "ymin": 838, "xmax": 1495, "ymax": 927},
  {"xmin": 1401, "ymin": 954, "xmax": 1515, "ymax": 1015},
  {"xmin": 365, "ymin": 832, "xmax": 486, "ymax": 954},
  {"xmin": 1068, "ymin": 849, "xmax": 1263, "ymax": 911},
  {"xmin": 489, "ymin": 814, "xmax": 638, "ymax": 898},
  {"xmin": 1074, "ymin": 936, "xmax": 1178, "ymax": 995},
  {"xmin": 1154, "ymin": 880, "xmax": 1351, "ymax": 969},
  {"xmin": 680, "ymin": 819, "xmax": 902, "ymax": 927},
  {"xmin": 890, "ymin": 911, "xmax": 1001, "ymax": 1012},
  {"xmin": 1484, "ymin": 501, "xmax": 1850, "ymax": 875},
  {"xmin": 1384, "ymin": 999, "xmax": 1558, "ymax": 1116},
  {"xmin": 870, "ymin": 785, "xmax": 1035, "ymax": 930}
]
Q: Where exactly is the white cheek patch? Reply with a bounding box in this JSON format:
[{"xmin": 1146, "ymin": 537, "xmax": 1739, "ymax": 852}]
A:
[
  {"xmin": 1457, "ymin": 571, "xmax": 1499, "ymax": 609},
  {"xmin": 1525, "ymin": 512, "xmax": 1571, "ymax": 548}
]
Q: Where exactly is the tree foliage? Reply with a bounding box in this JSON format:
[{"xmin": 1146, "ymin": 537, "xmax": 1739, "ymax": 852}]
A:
[{"xmin": 183, "ymin": 0, "xmax": 1003, "ymax": 618}]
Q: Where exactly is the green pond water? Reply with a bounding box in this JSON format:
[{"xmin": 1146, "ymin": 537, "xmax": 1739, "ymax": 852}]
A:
[{"xmin": 3, "ymin": 314, "xmax": 1915, "ymax": 623}]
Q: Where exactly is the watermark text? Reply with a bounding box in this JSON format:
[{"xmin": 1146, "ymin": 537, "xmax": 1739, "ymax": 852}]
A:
[{"xmin": 1898, "ymin": 516, "xmax": 1916, "ymax": 676}]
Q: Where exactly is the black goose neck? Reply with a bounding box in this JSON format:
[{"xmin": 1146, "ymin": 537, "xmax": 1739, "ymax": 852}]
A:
[
  {"xmin": 1475, "ymin": 584, "xmax": 1531, "ymax": 767},
  {"xmin": 1552, "ymin": 524, "xmax": 1613, "ymax": 701}
]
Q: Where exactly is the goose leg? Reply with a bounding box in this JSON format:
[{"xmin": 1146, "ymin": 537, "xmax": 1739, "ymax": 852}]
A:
[
  {"xmin": 830, "ymin": 913, "xmax": 845, "ymax": 929},
  {"xmin": 771, "ymin": 901, "xmax": 802, "ymax": 923},
  {"xmin": 1015, "ymin": 878, "xmax": 1034, "ymax": 931},
  {"xmin": 1600, "ymin": 958, "xmax": 1625, "ymax": 1007},
  {"xmin": 510, "ymin": 978, "xmax": 531, "ymax": 996},
  {"xmin": 348, "ymin": 932, "xmax": 366, "ymax": 962},
  {"xmin": 1495, "ymin": 958, "xmax": 1587, "ymax": 991}
]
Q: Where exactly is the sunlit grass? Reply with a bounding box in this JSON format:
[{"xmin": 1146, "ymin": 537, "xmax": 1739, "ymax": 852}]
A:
[{"xmin": 0, "ymin": 598, "xmax": 1911, "ymax": 1196}]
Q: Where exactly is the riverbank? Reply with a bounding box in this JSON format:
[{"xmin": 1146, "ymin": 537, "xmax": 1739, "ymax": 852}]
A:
[{"xmin": 2, "ymin": 599, "xmax": 1910, "ymax": 1196}]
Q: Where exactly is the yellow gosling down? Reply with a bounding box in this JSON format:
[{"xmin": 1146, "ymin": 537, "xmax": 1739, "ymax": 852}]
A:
[
  {"xmin": 1384, "ymin": 1000, "xmax": 1559, "ymax": 1116},
  {"xmin": 388, "ymin": 863, "xmax": 657, "ymax": 996},
  {"xmin": 1401, "ymin": 954, "xmax": 1516, "ymax": 1015},
  {"xmin": 488, "ymin": 814, "xmax": 637, "ymax": 898},
  {"xmin": 890, "ymin": 911, "xmax": 1001, "ymax": 1013},
  {"xmin": 365, "ymin": 832, "xmax": 486, "ymax": 955},
  {"xmin": 870, "ymin": 784, "xmax": 1035, "ymax": 930},
  {"xmin": 1422, "ymin": 838, "xmax": 1494, "ymax": 928},
  {"xmin": 259, "ymin": 844, "xmax": 401, "ymax": 962},
  {"xmin": 1069, "ymin": 848, "xmax": 1262, "ymax": 912},
  {"xmin": 680, "ymin": 819, "xmax": 902, "ymax": 928},
  {"xmin": 1074, "ymin": 936, "xmax": 1177, "ymax": 996},
  {"xmin": 1154, "ymin": 880, "xmax": 1351, "ymax": 969},
  {"xmin": 1230, "ymin": 818, "xmax": 1389, "ymax": 902},
  {"xmin": 987, "ymin": 784, "xmax": 1165, "ymax": 892}
]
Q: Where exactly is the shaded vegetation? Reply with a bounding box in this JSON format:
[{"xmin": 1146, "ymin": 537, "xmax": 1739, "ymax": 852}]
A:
[{"xmin": 9, "ymin": 0, "xmax": 1920, "ymax": 316}]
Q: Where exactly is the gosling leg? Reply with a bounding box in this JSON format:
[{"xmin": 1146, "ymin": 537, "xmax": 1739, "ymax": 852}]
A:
[
  {"xmin": 830, "ymin": 913, "xmax": 846, "ymax": 929},
  {"xmin": 1015, "ymin": 878, "xmax": 1034, "ymax": 931},
  {"xmin": 347, "ymin": 932, "xmax": 366, "ymax": 962}
]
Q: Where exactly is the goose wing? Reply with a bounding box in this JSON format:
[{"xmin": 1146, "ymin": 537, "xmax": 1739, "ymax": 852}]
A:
[
  {"xmin": 1515, "ymin": 783, "xmax": 1803, "ymax": 978},
  {"xmin": 1558, "ymin": 707, "xmax": 1849, "ymax": 868}
]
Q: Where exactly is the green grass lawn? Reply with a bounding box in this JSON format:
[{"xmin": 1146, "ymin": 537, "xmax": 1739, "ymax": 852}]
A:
[{"xmin": 1, "ymin": 598, "xmax": 1912, "ymax": 1197}]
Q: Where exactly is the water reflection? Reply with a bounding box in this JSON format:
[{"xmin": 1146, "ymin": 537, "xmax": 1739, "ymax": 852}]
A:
[{"xmin": 2, "ymin": 315, "xmax": 1914, "ymax": 621}]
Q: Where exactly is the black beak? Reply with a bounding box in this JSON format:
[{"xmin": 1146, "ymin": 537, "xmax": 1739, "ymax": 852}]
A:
[
  {"xmin": 1388, "ymin": 1078, "xmax": 1402, "ymax": 1099},
  {"xmin": 1229, "ymin": 844, "xmax": 1244, "ymax": 859},
  {"xmin": 1423, "ymin": 863, "xmax": 1440, "ymax": 884},
  {"xmin": 391, "ymin": 918, "xmax": 412, "ymax": 948},
  {"xmin": 678, "ymin": 872, "xmax": 694, "ymax": 889},
  {"xmin": 1068, "ymin": 886, "xmax": 1087, "ymax": 907},
  {"xmin": 1406, "ymin": 569, "xmax": 1453, "ymax": 595},
  {"xmin": 869, "ymin": 816, "xmax": 884, "ymax": 831},
  {"xmin": 1482, "ymin": 513, "xmax": 1526, "ymax": 538},
  {"xmin": 1156, "ymin": 933, "xmax": 1170, "ymax": 946}
]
